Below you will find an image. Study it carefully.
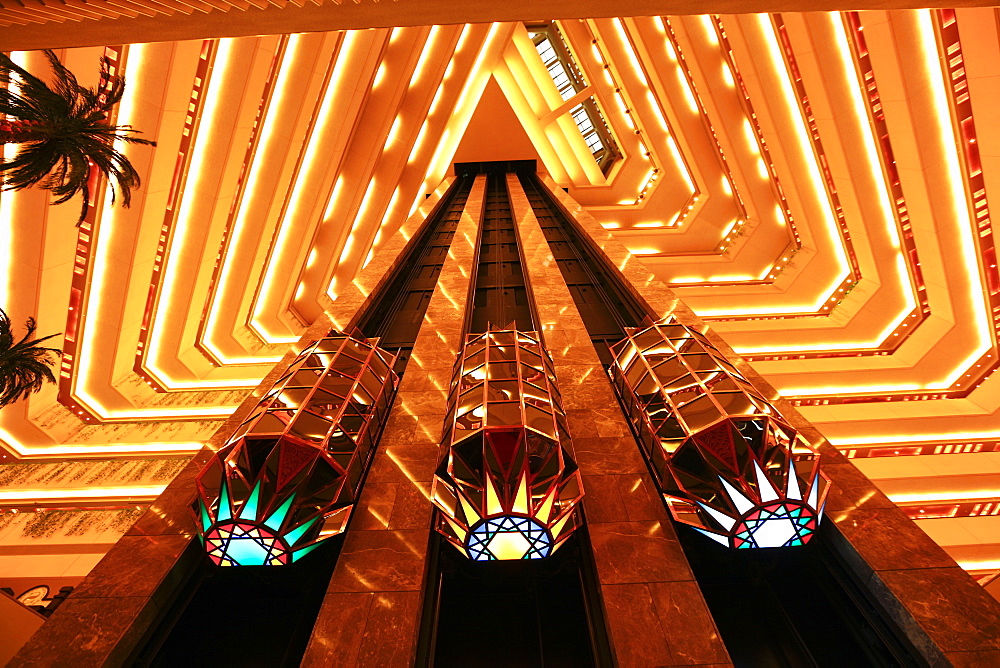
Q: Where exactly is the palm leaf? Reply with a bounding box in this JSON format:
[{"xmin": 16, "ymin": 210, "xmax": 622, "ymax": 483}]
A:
[
  {"xmin": 0, "ymin": 49, "xmax": 156, "ymax": 225},
  {"xmin": 0, "ymin": 308, "xmax": 61, "ymax": 407}
]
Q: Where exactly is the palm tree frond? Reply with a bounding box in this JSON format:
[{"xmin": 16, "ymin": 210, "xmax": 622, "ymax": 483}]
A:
[
  {"xmin": 0, "ymin": 49, "xmax": 156, "ymax": 225},
  {"xmin": 0, "ymin": 308, "xmax": 61, "ymax": 407}
]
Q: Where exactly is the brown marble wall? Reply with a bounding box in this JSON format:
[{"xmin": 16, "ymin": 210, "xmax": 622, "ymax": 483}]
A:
[
  {"xmin": 300, "ymin": 175, "xmax": 484, "ymax": 666},
  {"xmin": 10, "ymin": 180, "xmax": 464, "ymax": 667},
  {"xmin": 538, "ymin": 176, "xmax": 1000, "ymax": 667},
  {"xmin": 508, "ymin": 174, "xmax": 732, "ymax": 668}
]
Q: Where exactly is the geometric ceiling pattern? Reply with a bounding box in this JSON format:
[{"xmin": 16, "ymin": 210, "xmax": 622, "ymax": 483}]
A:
[{"xmin": 2, "ymin": 9, "xmax": 999, "ymax": 573}]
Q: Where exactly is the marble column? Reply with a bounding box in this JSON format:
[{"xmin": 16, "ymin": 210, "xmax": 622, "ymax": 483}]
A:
[
  {"xmin": 508, "ymin": 174, "xmax": 732, "ymax": 667},
  {"xmin": 300, "ymin": 175, "xmax": 484, "ymax": 665}
]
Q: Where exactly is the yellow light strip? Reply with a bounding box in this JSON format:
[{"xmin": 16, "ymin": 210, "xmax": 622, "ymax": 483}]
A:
[
  {"xmin": 772, "ymin": 12, "xmax": 993, "ymax": 387},
  {"xmin": 0, "ymin": 485, "xmax": 167, "ymax": 504},
  {"xmin": 916, "ymin": 9, "xmax": 992, "ymax": 387},
  {"xmin": 204, "ymin": 35, "xmax": 304, "ymax": 366},
  {"xmin": 656, "ymin": 18, "xmax": 698, "ymax": 114},
  {"xmin": 830, "ymin": 430, "xmax": 1000, "ymax": 447},
  {"xmin": 145, "ymin": 41, "xmax": 258, "ymax": 383},
  {"xmin": 252, "ymin": 30, "xmax": 364, "ymax": 344},
  {"xmin": 722, "ymin": 16, "xmax": 916, "ymax": 352},
  {"xmin": 692, "ymin": 15, "xmax": 850, "ymax": 316},
  {"xmin": 406, "ymin": 26, "xmax": 469, "ymax": 176},
  {"xmin": 410, "ymin": 25, "xmax": 443, "ymax": 88},
  {"xmin": 756, "ymin": 14, "xmax": 850, "ymax": 303},
  {"xmin": 72, "ymin": 44, "xmax": 242, "ymax": 416},
  {"xmin": 419, "ymin": 23, "xmax": 505, "ymax": 199},
  {"xmin": 0, "ymin": 428, "xmax": 203, "ymax": 458},
  {"xmin": 957, "ymin": 559, "xmax": 1000, "ymax": 571},
  {"xmin": 0, "ymin": 54, "xmax": 23, "ymax": 308},
  {"xmin": 890, "ymin": 489, "xmax": 1000, "ymax": 504}
]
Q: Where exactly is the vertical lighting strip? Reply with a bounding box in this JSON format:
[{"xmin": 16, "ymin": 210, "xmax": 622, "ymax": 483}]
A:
[
  {"xmin": 194, "ymin": 35, "xmax": 290, "ymax": 367},
  {"xmin": 581, "ymin": 19, "xmax": 666, "ymax": 206},
  {"xmin": 611, "ymin": 18, "xmax": 699, "ymax": 213},
  {"xmin": 132, "ymin": 39, "xmax": 219, "ymax": 394},
  {"xmin": 748, "ymin": 12, "xmax": 927, "ymax": 363},
  {"xmin": 420, "ymin": 23, "xmax": 505, "ymax": 198},
  {"xmin": 771, "ymin": 15, "xmax": 860, "ymax": 283},
  {"xmin": 403, "ymin": 25, "xmax": 468, "ymax": 222},
  {"xmin": 65, "ymin": 42, "xmax": 236, "ymax": 418},
  {"xmin": 57, "ymin": 45, "xmax": 125, "ymax": 422},
  {"xmin": 786, "ymin": 11, "xmax": 999, "ymax": 405},
  {"xmin": 935, "ymin": 9, "xmax": 1000, "ymax": 389},
  {"xmin": 707, "ymin": 16, "xmax": 802, "ymax": 294},
  {"xmin": 202, "ymin": 34, "xmax": 306, "ymax": 367},
  {"xmin": 740, "ymin": 14, "xmax": 852, "ymax": 314},
  {"xmin": 250, "ymin": 31, "xmax": 356, "ymax": 342},
  {"xmin": 659, "ymin": 16, "xmax": 749, "ymax": 246},
  {"xmin": 843, "ymin": 12, "xmax": 930, "ymax": 320}
]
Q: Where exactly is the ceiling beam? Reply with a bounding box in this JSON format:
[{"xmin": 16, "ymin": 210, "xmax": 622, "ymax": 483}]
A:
[{"xmin": 3, "ymin": 0, "xmax": 997, "ymax": 51}]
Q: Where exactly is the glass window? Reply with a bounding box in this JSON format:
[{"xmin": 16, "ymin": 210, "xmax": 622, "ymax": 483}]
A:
[
  {"xmin": 706, "ymin": 376, "xmax": 741, "ymax": 392},
  {"xmin": 456, "ymin": 406, "xmax": 484, "ymax": 432},
  {"xmin": 633, "ymin": 329, "xmax": 664, "ymax": 352},
  {"xmin": 300, "ymin": 353, "xmax": 328, "ymax": 368},
  {"xmin": 320, "ymin": 371, "xmax": 355, "ymax": 398},
  {"xmin": 671, "ymin": 337, "xmax": 699, "ymax": 354},
  {"xmin": 490, "ymin": 344, "xmax": 517, "ymax": 362},
  {"xmin": 490, "ymin": 331, "xmax": 516, "ymax": 346},
  {"xmin": 488, "ymin": 362, "xmax": 519, "ymax": 380},
  {"xmin": 458, "ymin": 386, "xmax": 483, "ymax": 417},
  {"xmin": 314, "ymin": 337, "xmax": 345, "ymax": 354},
  {"xmin": 487, "ymin": 380, "xmax": 519, "ymax": 402},
  {"xmin": 287, "ymin": 368, "xmax": 324, "ymax": 387},
  {"xmin": 680, "ymin": 354, "xmax": 721, "ymax": 373},
  {"xmin": 521, "ymin": 363, "xmax": 546, "ymax": 386},
  {"xmin": 268, "ymin": 387, "xmax": 307, "ymax": 410},
  {"xmin": 459, "ymin": 372, "xmax": 485, "ymax": 391},
  {"xmin": 463, "ymin": 349, "xmax": 486, "ymax": 373},
  {"xmin": 340, "ymin": 414, "xmax": 365, "ymax": 435},
  {"xmin": 367, "ymin": 355, "xmax": 390, "ymax": 380},
  {"xmin": 305, "ymin": 388, "xmax": 342, "ymax": 416},
  {"xmin": 678, "ymin": 395, "xmax": 723, "ymax": 431},
  {"xmin": 288, "ymin": 411, "xmax": 332, "ymax": 444},
  {"xmin": 634, "ymin": 373, "xmax": 660, "ymax": 404},
  {"xmin": 326, "ymin": 428, "xmax": 355, "ymax": 453},
  {"xmin": 526, "ymin": 405, "xmax": 555, "ymax": 437},
  {"xmin": 343, "ymin": 338, "xmax": 372, "ymax": 360},
  {"xmin": 521, "ymin": 381, "xmax": 550, "ymax": 408},
  {"xmin": 487, "ymin": 402, "xmax": 522, "ymax": 426},
  {"xmin": 334, "ymin": 355, "xmax": 364, "ymax": 378},
  {"xmin": 652, "ymin": 358, "xmax": 688, "ymax": 384},
  {"xmin": 248, "ymin": 416, "xmax": 284, "ymax": 437},
  {"xmin": 625, "ymin": 358, "xmax": 648, "ymax": 388},
  {"xmin": 712, "ymin": 392, "xmax": 758, "ymax": 417},
  {"xmin": 520, "ymin": 349, "xmax": 543, "ymax": 370}
]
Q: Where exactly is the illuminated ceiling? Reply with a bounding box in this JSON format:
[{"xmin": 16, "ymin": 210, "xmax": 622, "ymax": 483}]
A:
[{"xmin": 2, "ymin": 9, "xmax": 999, "ymax": 573}]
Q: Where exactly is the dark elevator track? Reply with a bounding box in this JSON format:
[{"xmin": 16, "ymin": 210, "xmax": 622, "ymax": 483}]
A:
[{"xmin": 418, "ymin": 166, "xmax": 612, "ymax": 668}]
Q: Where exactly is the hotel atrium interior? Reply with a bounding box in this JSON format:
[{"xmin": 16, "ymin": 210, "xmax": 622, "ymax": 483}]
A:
[{"xmin": 2, "ymin": 2, "xmax": 1000, "ymax": 665}]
